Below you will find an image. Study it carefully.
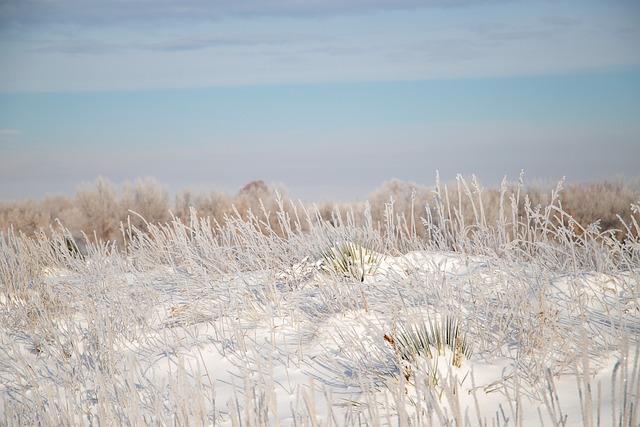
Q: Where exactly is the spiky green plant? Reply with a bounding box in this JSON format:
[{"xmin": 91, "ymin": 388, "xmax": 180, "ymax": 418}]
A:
[
  {"xmin": 388, "ymin": 316, "xmax": 473, "ymax": 371},
  {"xmin": 320, "ymin": 241, "xmax": 384, "ymax": 282}
]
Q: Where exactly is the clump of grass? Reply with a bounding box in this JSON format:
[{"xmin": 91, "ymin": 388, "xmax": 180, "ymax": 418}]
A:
[
  {"xmin": 385, "ymin": 316, "xmax": 473, "ymax": 383},
  {"xmin": 320, "ymin": 241, "xmax": 384, "ymax": 282}
]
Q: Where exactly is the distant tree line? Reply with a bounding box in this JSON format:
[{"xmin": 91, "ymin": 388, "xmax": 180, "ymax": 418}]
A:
[{"xmin": 1, "ymin": 175, "xmax": 639, "ymax": 248}]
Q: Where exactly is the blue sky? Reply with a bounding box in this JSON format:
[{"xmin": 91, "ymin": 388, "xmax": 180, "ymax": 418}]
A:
[{"xmin": 1, "ymin": 0, "xmax": 639, "ymax": 201}]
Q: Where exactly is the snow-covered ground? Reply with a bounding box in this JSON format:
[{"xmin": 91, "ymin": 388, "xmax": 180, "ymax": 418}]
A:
[{"xmin": 1, "ymin": 198, "xmax": 639, "ymax": 426}]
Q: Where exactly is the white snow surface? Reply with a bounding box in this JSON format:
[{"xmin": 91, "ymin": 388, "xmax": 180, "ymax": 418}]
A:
[{"xmin": 1, "ymin": 236, "xmax": 639, "ymax": 426}]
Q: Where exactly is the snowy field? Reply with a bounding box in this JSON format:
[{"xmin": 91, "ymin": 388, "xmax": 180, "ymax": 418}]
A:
[{"xmin": 1, "ymin": 181, "xmax": 639, "ymax": 426}]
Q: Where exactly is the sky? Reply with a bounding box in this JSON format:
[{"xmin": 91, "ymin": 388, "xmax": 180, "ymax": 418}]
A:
[{"xmin": 1, "ymin": 0, "xmax": 639, "ymax": 202}]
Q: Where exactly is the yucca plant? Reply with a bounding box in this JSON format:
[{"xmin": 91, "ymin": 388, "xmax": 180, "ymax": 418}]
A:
[
  {"xmin": 385, "ymin": 316, "xmax": 473, "ymax": 383},
  {"xmin": 320, "ymin": 241, "xmax": 384, "ymax": 282}
]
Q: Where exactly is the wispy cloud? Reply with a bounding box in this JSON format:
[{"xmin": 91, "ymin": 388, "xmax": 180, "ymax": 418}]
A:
[
  {"xmin": 466, "ymin": 21, "xmax": 556, "ymax": 42},
  {"xmin": 30, "ymin": 39, "xmax": 121, "ymax": 55},
  {"xmin": 2, "ymin": 0, "xmax": 639, "ymax": 92},
  {"xmin": 25, "ymin": 31, "xmax": 328, "ymax": 56},
  {"xmin": 0, "ymin": 0, "xmax": 510, "ymax": 26},
  {"xmin": 145, "ymin": 33, "xmax": 327, "ymax": 52},
  {"xmin": 540, "ymin": 16, "xmax": 582, "ymax": 27}
]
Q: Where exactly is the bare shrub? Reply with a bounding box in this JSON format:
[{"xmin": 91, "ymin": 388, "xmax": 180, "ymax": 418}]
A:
[
  {"xmin": 39, "ymin": 194, "xmax": 83, "ymax": 239},
  {"xmin": 40, "ymin": 194, "xmax": 77, "ymax": 226},
  {"xmin": 0, "ymin": 200, "xmax": 47, "ymax": 236},
  {"xmin": 186, "ymin": 189, "xmax": 232, "ymax": 226},
  {"xmin": 232, "ymin": 180, "xmax": 292, "ymax": 234},
  {"xmin": 1, "ymin": 174, "xmax": 639, "ymax": 246},
  {"xmin": 314, "ymin": 200, "xmax": 367, "ymax": 228},
  {"xmin": 560, "ymin": 179, "xmax": 640, "ymax": 239},
  {"xmin": 173, "ymin": 188, "xmax": 193, "ymax": 220},
  {"xmin": 364, "ymin": 175, "xmax": 640, "ymax": 246},
  {"xmin": 368, "ymin": 178, "xmax": 432, "ymax": 238},
  {"xmin": 74, "ymin": 176, "xmax": 121, "ymax": 242},
  {"xmin": 121, "ymin": 177, "xmax": 171, "ymax": 231},
  {"xmin": 234, "ymin": 180, "xmax": 271, "ymax": 217}
]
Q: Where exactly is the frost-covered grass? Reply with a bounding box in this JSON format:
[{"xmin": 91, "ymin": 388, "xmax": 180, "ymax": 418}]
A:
[{"xmin": 1, "ymin": 177, "xmax": 639, "ymax": 426}]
